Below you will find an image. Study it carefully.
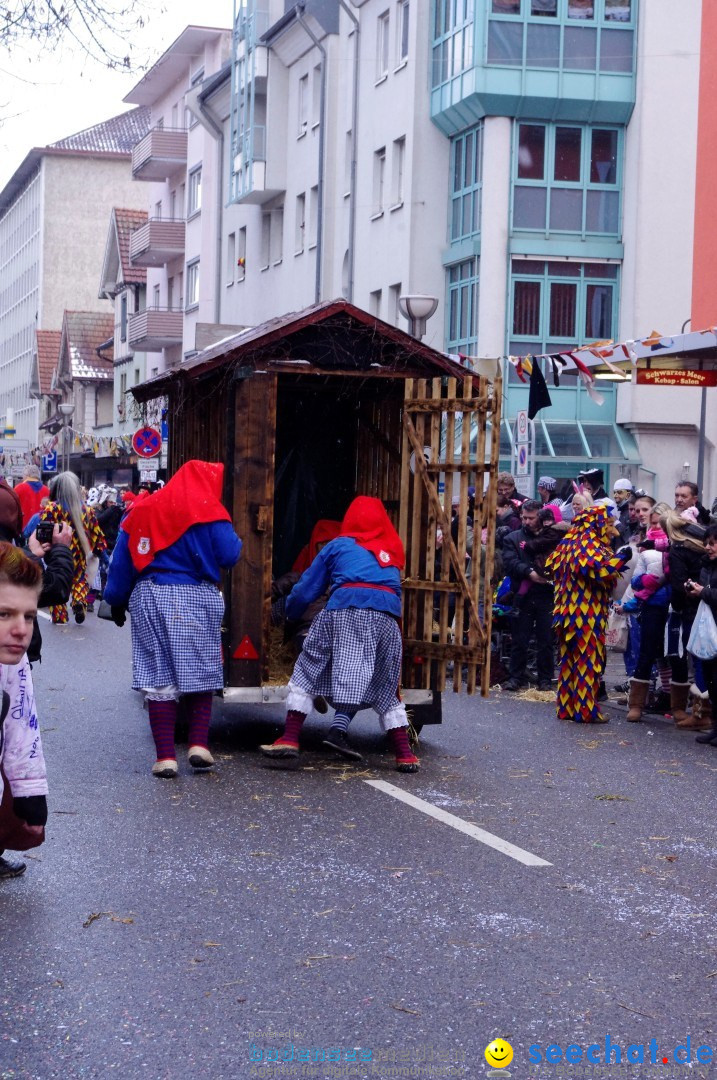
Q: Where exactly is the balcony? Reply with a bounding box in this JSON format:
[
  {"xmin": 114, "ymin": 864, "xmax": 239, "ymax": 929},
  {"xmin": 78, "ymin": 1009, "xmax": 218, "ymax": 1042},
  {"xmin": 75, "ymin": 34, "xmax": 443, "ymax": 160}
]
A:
[
  {"xmin": 128, "ymin": 308, "xmax": 183, "ymax": 351},
  {"xmin": 129, "ymin": 218, "xmax": 186, "ymax": 267},
  {"xmin": 131, "ymin": 127, "xmax": 188, "ymax": 181}
]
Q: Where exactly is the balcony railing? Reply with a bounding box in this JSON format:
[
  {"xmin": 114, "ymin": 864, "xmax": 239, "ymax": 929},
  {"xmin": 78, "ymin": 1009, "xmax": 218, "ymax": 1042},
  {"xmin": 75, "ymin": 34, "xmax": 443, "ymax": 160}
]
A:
[
  {"xmin": 129, "ymin": 217, "xmax": 186, "ymax": 267},
  {"xmin": 131, "ymin": 127, "xmax": 188, "ymax": 181},
  {"xmin": 128, "ymin": 307, "xmax": 183, "ymax": 352}
]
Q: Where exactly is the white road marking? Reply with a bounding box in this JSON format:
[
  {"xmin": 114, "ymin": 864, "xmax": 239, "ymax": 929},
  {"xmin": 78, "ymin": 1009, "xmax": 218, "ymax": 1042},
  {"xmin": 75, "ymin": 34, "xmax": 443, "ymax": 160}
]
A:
[
  {"xmin": 364, "ymin": 779, "xmax": 552, "ymax": 867},
  {"xmin": 37, "ymin": 610, "xmax": 51, "ymax": 621}
]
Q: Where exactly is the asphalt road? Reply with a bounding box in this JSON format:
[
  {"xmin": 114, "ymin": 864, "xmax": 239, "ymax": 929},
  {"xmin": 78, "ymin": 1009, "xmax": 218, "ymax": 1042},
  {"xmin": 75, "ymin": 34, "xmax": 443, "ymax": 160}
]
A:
[{"xmin": 2, "ymin": 617, "xmax": 717, "ymax": 1080}]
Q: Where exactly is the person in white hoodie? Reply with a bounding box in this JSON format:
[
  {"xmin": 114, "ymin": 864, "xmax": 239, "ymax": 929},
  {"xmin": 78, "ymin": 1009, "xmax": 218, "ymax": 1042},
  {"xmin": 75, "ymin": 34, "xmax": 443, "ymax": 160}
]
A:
[{"xmin": 0, "ymin": 542, "xmax": 47, "ymax": 879}]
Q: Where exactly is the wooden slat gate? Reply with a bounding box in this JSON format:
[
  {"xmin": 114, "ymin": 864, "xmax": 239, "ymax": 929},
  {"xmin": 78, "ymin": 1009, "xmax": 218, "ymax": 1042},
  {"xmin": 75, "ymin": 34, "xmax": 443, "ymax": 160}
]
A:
[{"xmin": 399, "ymin": 374, "xmax": 502, "ymax": 697}]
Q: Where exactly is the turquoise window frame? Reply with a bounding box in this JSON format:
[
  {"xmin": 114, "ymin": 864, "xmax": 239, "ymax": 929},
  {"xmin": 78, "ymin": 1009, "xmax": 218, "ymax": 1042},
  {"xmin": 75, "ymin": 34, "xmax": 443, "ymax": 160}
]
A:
[
  {"xmin": 449, "ymin": 123, "xmax": 483, "ymax": 242},
  {"xmin": 432, "ymin": 0, "xmax": 476, "ymax": 89},
  {"xmin": 485, "ymin": 0, "xmax": 636, "ymax": 74},
  {"xmin": 511, "ymin": 121, "xmax": 623, "ymax": 239},
  {"xmin": 446, "ymin": 257, "xmax": 480, "ymax": 354},
  {"xmin": 507, "ymin": 259, "xmax": 619, "ymax": 382}
]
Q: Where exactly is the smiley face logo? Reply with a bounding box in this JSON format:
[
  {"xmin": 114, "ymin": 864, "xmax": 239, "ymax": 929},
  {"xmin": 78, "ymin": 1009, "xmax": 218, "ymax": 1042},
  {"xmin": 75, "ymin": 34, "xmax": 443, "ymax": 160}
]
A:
[{"xmin": 485, "ymin": 1039, "xmax": 514, "ymax": 1068}]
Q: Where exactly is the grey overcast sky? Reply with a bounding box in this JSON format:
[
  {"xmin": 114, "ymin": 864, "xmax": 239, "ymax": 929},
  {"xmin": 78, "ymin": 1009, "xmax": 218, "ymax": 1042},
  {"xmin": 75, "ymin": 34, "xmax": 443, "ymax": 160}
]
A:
[{"xmin": 0, "ymin": 0, "xmax": 233, "ymax": 191}]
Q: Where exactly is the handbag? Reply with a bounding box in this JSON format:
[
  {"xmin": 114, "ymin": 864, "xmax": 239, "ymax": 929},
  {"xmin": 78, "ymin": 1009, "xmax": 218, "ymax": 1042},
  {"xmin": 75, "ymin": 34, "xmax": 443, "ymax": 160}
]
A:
[
  {"xmin": 97, "ymin": 599, "xmax": 114, "ymax": 621},
  {"xmin": 606, "ymin": 608, "xmax": 628, "ymax": 652},
  {"xmin": 687, "ymin": 599, "xmax": 717, "ymax": 660}
]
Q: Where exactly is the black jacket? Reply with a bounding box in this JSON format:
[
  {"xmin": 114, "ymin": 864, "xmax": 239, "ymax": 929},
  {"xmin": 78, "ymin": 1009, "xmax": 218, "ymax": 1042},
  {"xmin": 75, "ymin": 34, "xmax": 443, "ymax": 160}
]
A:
[
  {"xmin": 96, "ymin": 504, "xmax": 123, "ymax": 551},
  {"xmin": 27, "ymin": 545, "xmax": 74, "ymax": 663},
  {"xmin": 502, "ymin": 526, "xmax": 556, "ymax": 592},
  {"xmin": 698, "ymin": 559, "xmax": 717, "ymax": 617},
  {"xmin": 669, "ymin": 532, "xmax": 706, "ymax": 615}
]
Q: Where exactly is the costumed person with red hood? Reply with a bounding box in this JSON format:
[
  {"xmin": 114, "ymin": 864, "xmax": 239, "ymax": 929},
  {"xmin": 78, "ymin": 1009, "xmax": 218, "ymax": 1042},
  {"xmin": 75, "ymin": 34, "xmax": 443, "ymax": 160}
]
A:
[
  {"xmin": 103, "ymin": 461, "xmax": 242, "ymax": 778},
  {"xmin": 14, "ymin": 465, "xmax": 49, "ymax": 531},
  {"xmin": 261, "ymin": 496, "xmax": 419, "ymax": 772}
]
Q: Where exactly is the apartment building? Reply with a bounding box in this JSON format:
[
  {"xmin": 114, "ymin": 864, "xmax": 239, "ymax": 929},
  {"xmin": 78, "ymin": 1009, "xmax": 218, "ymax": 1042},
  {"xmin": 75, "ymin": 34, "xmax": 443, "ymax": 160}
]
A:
[
  {"xmin": 122, "ymin": 26, "xmax": 233, "ymax": 371},
  {"xmin": 0, "ymin": 108, "xmax": 150, "ymax": 445}
]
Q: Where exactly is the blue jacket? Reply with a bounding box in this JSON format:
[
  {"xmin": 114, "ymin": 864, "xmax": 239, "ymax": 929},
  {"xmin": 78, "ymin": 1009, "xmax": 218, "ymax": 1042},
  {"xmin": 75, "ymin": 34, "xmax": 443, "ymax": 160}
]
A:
[
  {"xmin": 104, "ymin": 520, "xmax": 242, "ymax": 607},
  {"xmin": 285, "ymin": 536, "xmax": 401, "ymax": 621}
]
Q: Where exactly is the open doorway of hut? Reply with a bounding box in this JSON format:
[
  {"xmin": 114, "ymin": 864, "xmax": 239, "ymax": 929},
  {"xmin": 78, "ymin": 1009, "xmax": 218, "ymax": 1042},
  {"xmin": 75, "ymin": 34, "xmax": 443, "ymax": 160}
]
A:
[{"xmin": 272, "ymin": 375, "xmax": 404, "ymax": 578}]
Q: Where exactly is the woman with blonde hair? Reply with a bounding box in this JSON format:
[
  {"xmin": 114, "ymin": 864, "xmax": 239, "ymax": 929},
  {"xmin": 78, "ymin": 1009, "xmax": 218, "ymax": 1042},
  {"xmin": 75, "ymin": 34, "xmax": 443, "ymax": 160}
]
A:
[
  {"xmin": 662, "ymin": 507, "xmax": 711, "ymax": 729},
  {"xmin": 39, "ymin": 472, "xmax": 106, "ymax": 624}
]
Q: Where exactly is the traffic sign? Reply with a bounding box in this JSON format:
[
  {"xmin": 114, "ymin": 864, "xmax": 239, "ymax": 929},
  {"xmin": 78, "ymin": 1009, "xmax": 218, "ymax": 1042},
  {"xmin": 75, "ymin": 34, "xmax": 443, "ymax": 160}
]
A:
[
  {"xmin": 139, "ymin": 468, "xmax": 157, "ymax": 483},
  {"xmin": 515, "ymin": 409, "xmax": 529, "ymax": 444},
  {"xmin": 42, "ymin": 451, "xmax": 57, "ymax": 473},
  {"xmin": 132, "ymin": 426, "xmax": 162, "ymax": 458},
  {"xmin": 516, "ymin": 443, "xmax": 529, "ymax": 477}
]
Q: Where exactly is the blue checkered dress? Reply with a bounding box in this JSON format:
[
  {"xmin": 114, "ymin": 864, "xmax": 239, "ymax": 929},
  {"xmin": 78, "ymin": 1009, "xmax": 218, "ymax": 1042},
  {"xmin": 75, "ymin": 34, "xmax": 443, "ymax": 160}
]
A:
[
  {"xmin": 290, "ymin": 608, "xmax": 402, "ymax": 714},
  {"xmin": 128, "ymin": 579, "xmax": 225, "ymax": 693}
]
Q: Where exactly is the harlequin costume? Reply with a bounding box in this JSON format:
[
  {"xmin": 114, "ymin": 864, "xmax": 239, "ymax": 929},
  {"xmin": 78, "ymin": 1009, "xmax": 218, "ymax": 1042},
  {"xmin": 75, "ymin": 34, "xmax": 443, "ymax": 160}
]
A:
[
  {"xmin": 545, "ymin": 504, "xmax": 626, "ymax": 724},
  {"xmin": 104, "ymin": 460, "xmax": 242, "ymax": 778},
  {"xmin": 261, "ymin": 496, "xmax": 419, "ymax": 772},
  {"xmin": 39, "ymin": 501, "xmax": 107, "ymax": 624}
]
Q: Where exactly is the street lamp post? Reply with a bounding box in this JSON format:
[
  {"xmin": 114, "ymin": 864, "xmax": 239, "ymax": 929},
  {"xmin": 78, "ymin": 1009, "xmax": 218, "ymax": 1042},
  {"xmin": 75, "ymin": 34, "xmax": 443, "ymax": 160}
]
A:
[
  {"xmin": 398, "ymin": 295, "xmax": 439, "ymax": 341},
  {"xmin": 58, "ymin": 403, "xmax": 75, "ymax": 474}
]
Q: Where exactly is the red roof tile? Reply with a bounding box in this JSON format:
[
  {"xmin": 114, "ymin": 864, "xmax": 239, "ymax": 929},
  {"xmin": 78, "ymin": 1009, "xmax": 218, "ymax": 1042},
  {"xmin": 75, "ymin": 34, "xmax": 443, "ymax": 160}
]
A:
[
  {"xmin": 114, "ymin": 207, "xmax": 148, "ymax": 286},
  {"xmin": 50, "ymin": 106, "xmax": 151, "ymax": 154},
  {"xmin": 61, "ymin": 312, "xmax": 115, "ymax": 381},
  {"xmin": 35, "ymin": 330, "xmax": 62, "ymax": 396}
]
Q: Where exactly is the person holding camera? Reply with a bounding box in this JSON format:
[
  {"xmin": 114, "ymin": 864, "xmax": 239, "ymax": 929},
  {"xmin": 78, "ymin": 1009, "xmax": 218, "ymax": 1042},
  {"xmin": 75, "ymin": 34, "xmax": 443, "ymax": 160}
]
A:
[{"xmin": 686, "ymin": 526, "xmax": 717, "ymax": 744}]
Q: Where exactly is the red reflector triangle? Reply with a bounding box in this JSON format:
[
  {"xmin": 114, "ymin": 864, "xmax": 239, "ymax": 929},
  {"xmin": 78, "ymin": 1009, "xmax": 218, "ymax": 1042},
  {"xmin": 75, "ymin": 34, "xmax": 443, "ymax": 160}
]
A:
[{"xmin": 233, "ymin": 635, "xmax": 259, "ymax": 660}]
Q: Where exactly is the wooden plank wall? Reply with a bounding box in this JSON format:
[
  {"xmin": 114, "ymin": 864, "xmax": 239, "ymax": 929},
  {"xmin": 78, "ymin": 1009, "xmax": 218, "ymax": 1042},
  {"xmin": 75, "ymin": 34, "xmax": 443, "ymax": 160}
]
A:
[{"xmin": 399, "ymin": 373, "xmax": 502, "ymax": 697}]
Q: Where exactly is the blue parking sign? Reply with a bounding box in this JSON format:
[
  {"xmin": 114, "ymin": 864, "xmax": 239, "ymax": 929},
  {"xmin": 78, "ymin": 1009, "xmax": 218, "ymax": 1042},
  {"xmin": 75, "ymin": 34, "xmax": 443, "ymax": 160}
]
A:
[{"xmin": 42, "ymin": 451, "xmax": 57, "ymax": 473}]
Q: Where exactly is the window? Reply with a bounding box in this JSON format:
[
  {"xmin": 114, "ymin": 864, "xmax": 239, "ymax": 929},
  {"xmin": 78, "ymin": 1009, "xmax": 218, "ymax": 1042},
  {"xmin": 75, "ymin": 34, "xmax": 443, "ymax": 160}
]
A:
[
  {"xmin": 270, "ymin": 207, "xmax": 284, "ymax": 264},
  {"xmin": 120, "ymin": 293, "xmax": 127, "ymax": 343},
  {"xmin": 153, "ymin": 284, "xmax": 161, "ymax": 310},
  {"xmin": 432, "ymin": 0, "xmax": 474, "ymax": 87},
  {"xmin": 377, "ymin": 11, "xmax": 390, "ymax": 80},
  {"xmin": 513, "ymin": 122, "xmax": 621, "ymax": 237},
  {"xmin": 120, "ymin": 372, "xmax": 127, "ymax": 397},
  {"xmin": 169, "ymin": 190, "xmax": 177, "ymax": 219},
  {"xmin": 227, "ymin": 232, "xmax": 236, "ymax": 284},
  {"xmin": 389, "ymin": 282, "xmax": 402, "ymax": 326},
  {"xmin": 397, "ymin": 0, "xmax": 409, "ymax": 62},
  {"xmin": 134, "ymin": 367, "xmax": 140, "ymax": 385},
  {"xmin": 508, "ymin": 259, "xmax": 618, "ymax": 372},
  {"xmin": 370, "ymin": 289, "xmax": 382, "ymax": 317},
  {"xmin": 373, "ymin": 147, "xmax": 386, "ymax": 215},
  {"xmin": 391, "ymin": 137, "xmax": 405, "ymax": 207},
  {"xmin": 261, "ymin": 213, "xmax": 271, "ymax": 268},
  {"xmin": 155, "ymin": 200, "xmax": 163, "ymax": 220},
  {"xmin": 298, "ymin": 74, "xmax": 309, "ymax": 135},
  {"xmin": 450, "ymin": 124, "xmax": 482, "ymax": 242},
  {"xmin": 295, "ymin": 193, "xmax": 306, "ymax": 253},
  {"xmin": 237, "ymin": 227, "xmax": 247, "ymax": 281},
  {"xmin": 188, "ymin": 167, "xmax": 202, "ymax": 216},
  {"xmin": 186, "ymin": 260, "xmax": 200, "ymax": 308},
  {"xmin": 312, "ymin": 64, "xmax": 321, "ymax": 127},
  {"xmin": 309, "ymin": 186, "xmax": 319, "ymax": 247},
  {"xmin": 446, "ymin": 259, "xmax": 479, "ymax": 354},
  {"xmin": 486, "ymin": 0, "xmax": 634, "ymax": 72}
]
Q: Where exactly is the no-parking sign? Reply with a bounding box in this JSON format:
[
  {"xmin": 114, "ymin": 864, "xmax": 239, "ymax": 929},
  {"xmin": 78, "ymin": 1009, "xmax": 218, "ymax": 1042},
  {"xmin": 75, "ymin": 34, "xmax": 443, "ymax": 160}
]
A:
[{"xmin": 132, "ymin": 426, "xmax": 162, "ymax": 458}]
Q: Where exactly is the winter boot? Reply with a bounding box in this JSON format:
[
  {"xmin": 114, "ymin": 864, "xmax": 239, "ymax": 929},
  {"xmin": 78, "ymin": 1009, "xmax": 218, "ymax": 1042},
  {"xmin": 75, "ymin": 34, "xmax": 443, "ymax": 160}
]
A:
[
  {"xmin": 691, "ymin": 688, "xmax": 714, "ymax": 733},
  {"xmin": 671, "ymin": 683, "xmax": 693, "ymax": 727},
  {"xmin": 627, "ymin": 678, "xmax": 649, "ymax": 722}
]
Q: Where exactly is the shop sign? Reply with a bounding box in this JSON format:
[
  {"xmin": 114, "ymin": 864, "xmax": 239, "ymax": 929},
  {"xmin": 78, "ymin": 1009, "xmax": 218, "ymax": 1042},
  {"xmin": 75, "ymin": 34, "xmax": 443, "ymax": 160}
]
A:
[{"xmin": 636, "ymin": 369, "xmax": 717, "ymax": 387}]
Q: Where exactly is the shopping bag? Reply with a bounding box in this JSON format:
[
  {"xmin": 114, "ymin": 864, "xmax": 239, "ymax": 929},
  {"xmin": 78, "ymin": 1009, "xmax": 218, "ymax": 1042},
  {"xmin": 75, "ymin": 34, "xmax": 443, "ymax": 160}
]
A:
[
  {"xmin": 687, "ymin": 600, "xmax": 717, "ymax": 660},
  {"xmin": 606, "ymin": 608, "xmax": 628, "ymax": 652}
]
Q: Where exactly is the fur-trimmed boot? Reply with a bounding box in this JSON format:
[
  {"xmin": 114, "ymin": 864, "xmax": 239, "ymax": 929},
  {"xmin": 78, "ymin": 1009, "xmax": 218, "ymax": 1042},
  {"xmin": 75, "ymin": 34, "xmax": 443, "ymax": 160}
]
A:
[
  {"xmin": 671, "ymin": 682, "xmax": 694, "ymax": 727},
  {"xmin": 627, "ymin": 678, "xmax": 650, "ymax": 722},
  {"xmin": 691, "ymin": 687, "xmax": 714, "ymax": 734}
]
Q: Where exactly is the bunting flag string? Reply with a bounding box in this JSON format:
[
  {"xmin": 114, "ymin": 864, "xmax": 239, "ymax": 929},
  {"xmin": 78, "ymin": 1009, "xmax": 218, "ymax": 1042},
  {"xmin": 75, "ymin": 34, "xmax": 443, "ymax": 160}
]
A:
[{"xmin": 40, "ymin": 428, "xmax": 136, "ymax": 459}]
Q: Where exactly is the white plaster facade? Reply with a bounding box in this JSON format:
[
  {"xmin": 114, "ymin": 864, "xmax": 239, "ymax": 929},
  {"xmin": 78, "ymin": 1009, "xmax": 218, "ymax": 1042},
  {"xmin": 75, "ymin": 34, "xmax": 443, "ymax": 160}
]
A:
[{"xmin": 0, "ymin": 152, "xmax": 145, "ymax": 444}]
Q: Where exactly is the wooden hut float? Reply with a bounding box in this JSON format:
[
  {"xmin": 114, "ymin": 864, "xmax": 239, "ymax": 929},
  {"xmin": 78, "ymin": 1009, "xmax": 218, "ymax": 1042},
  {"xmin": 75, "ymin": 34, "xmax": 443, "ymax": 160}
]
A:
[{"xmin": 132, "ymin": 300, "xmax": 502, "ymax": 725}]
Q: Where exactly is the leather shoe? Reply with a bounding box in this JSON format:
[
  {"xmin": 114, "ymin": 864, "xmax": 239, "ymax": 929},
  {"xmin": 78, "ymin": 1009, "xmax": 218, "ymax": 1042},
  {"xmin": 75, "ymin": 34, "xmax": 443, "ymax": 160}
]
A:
[
  {"xmin": 323, "ymin": 729, "xmax": 363, "ymax": 761},
  {"xmin": 0, "ymin": 854, "xmax": 27, "ymax": 879}
]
